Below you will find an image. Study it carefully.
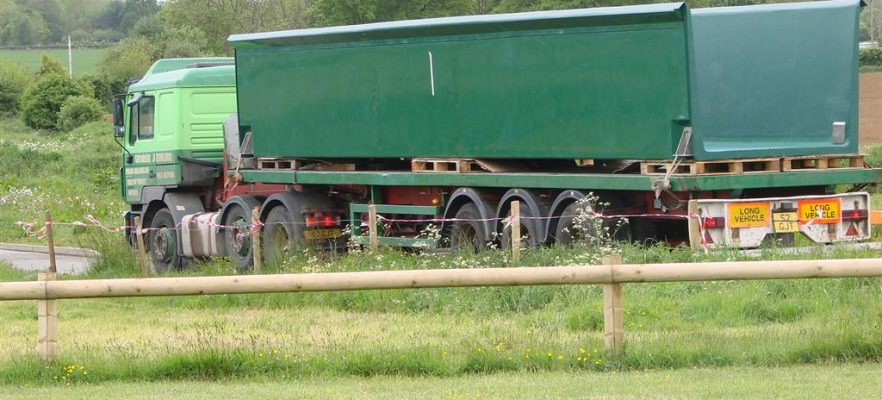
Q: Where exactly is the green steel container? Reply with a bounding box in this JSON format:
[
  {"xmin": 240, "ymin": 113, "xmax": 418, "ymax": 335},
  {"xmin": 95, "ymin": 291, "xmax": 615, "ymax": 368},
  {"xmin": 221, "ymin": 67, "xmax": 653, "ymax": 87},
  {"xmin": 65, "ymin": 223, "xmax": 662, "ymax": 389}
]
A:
[
  {"xmin": 229, "ymin": 0, "xmax": 861, "ymax": 162},
  {"xmin": 690, "ymin": 0, "xmax": 861, "ymax": 160}
]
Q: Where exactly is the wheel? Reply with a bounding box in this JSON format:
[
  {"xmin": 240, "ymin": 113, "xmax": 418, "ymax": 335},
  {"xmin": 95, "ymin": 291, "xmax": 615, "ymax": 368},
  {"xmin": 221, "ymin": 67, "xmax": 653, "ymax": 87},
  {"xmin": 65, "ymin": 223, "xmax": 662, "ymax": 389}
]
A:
[
  {"xmin": 223, "ymin": 204, "xmax": 255, "ymax": 273},
  {"xmin": 148, "ymin": 208, "xmax": 183, "ymax": 272},
  {"xmin": 261, "ymin": 205, "xmax": 304, "ymax": 266},
  {"xmin": 448, "ymin": 203, "xmax": 488, "ymax": 252},
  {"xmin": 553, "ymin": 197, "xmax": 630, "ymax": 246},
  {"xmin": 500, "ymin": 203, "xmax": 541, "ymax": 248}
]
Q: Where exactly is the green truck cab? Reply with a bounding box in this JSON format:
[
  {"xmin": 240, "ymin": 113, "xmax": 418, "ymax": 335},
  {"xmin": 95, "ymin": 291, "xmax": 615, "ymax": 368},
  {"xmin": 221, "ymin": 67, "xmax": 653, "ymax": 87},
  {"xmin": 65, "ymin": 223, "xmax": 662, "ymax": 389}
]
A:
[{"xmin": 115, "ymin": 58, "xmax": 236, "ymax": 203}]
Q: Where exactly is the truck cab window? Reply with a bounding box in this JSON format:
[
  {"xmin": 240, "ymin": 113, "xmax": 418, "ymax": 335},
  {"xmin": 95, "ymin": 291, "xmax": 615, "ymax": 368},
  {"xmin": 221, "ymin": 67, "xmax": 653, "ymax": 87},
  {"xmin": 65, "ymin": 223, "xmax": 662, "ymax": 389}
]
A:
[
  {"xmin": 128, "ymin": 95, "xmax": 155, "ymax": 145},
  {"xmin": 137, "ymin": 97, "xmax": 155, "ymax": 140}
]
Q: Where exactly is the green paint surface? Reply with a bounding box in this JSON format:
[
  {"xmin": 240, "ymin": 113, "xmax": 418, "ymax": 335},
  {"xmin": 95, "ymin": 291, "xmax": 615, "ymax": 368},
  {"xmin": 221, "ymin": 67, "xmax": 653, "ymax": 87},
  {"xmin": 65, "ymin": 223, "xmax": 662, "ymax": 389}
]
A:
[
  {"xmin": 232, "ymin": 4, "xmax": 691, "ymax": 160},
  {"xmin": 230, "ymin": 1, "xmax": 863, "ymax": 162},
  {"xmin": 690, "ymin": 0, "xmax": 861, "ymax": 159}
]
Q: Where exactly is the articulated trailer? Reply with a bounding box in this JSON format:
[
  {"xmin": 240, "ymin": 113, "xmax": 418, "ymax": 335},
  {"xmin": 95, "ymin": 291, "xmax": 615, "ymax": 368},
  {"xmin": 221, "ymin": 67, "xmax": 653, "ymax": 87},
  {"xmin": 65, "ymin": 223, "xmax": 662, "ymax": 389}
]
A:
[{"xmin": 113, "ymin": 0, "xmax": 881, "ymax": 271}]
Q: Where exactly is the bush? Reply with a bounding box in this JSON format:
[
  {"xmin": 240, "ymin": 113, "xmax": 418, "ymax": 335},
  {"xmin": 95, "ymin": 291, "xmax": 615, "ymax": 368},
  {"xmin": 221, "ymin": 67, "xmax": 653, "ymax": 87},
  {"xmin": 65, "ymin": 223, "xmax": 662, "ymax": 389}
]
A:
[
  {"xmin": 865, "ymin": 145, "xmax": 882, "ymax": 168},
  {"xmin": 860, "ymin": 47, "xmax": 882, "ymax": 67},
  {"xmin": 78, "ymin": 72, "xmax": 127, "ymax": 110},
  {"xmin": 0, "ymin": 60, "xmax": 33, "ymax": 116},
  {"xmin": 20, "ymin": 74, "xmax": 92, "ymax": 130},
  {"xmin": 56, "ymin": 96, "xmax": 105, "ymax": 131}
]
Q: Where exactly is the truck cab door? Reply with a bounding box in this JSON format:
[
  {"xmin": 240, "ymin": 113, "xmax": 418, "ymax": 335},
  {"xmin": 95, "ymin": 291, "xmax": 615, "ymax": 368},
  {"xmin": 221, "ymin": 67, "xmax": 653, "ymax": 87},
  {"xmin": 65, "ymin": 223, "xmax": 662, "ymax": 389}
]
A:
[{"xmin": 123, "ymin": 93, "xmax": 157, "ymax": 204}]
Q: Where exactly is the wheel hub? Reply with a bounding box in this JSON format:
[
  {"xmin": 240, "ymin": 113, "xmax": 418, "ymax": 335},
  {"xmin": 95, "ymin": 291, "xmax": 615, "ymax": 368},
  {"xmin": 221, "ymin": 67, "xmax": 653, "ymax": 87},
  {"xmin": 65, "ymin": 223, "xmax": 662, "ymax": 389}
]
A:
[
  {"xmin": 230, "ymin": 218, "xmax": 251, "ymax": 256},
  {"xmin": 152, "ymin": 227, "xmax": 175, "ymax": 262}
]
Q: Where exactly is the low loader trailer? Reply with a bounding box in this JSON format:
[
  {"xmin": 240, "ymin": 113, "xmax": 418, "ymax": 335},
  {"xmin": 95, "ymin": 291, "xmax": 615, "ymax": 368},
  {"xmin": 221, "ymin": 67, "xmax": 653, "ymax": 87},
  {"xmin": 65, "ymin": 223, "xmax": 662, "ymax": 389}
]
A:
[{"xmin": 112, "ymin": 0, "xmax": 881, "ymax": 271}]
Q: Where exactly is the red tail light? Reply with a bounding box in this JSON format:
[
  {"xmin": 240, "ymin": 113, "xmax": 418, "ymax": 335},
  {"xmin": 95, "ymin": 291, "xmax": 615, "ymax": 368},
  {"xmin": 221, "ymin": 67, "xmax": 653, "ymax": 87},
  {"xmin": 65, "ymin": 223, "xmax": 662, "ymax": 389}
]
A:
[
  {"xmin": 305, "ymin": 212, "xmax": 340, "ymax": 228},
  {"xmin": 321, "ymin": 215, "xmax": 337, "ymax": 227},
  {"xmin": 842, "ymin": 209, "xmax": 867, "ymax": 222},
  {"xmin": 703, "ymin": 217, "xmax": 726, "ymax": 229}
]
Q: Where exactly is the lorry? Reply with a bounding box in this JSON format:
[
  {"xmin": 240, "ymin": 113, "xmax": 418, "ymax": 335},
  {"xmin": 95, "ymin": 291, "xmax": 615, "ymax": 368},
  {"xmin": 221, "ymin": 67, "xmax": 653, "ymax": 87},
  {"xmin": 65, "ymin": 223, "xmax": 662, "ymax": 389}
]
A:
[{"xmin": 112, "ymin": 0, "xmax": 881, "ymax": 272}]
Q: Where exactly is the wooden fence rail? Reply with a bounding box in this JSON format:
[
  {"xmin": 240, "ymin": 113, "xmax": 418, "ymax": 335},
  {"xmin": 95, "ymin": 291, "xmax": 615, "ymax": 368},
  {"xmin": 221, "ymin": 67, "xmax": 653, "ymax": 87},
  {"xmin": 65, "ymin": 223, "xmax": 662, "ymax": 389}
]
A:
[{"xmin": 1, "ymin": 257, "xmax": 881, "ymax": 362}]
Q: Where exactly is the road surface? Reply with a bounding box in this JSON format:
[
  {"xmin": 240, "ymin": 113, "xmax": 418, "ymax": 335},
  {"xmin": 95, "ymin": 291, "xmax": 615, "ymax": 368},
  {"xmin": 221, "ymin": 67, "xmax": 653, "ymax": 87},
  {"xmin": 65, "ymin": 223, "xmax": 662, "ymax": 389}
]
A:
[{"xmin": 0, "ymin": 246, "xmax": 94, "ymax": 275}]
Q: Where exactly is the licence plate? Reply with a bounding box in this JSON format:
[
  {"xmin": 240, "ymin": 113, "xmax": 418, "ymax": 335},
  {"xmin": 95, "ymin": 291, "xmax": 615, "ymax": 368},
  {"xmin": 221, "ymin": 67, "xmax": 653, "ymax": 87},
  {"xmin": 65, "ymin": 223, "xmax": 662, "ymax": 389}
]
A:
[
  {"xmin": 727, "ymin": 202, "xmax": 771, "ymax": 228},
  {"xmin": 304, "ymin": 228, "xmax": 343, "ymax": 240},
  {"xmin": 798, "ymin": 199, "xmax": 841, "ymax": 224},
  {"xmin": 772, "ymin": 212, "xmax": 799, "ymax": 233}
]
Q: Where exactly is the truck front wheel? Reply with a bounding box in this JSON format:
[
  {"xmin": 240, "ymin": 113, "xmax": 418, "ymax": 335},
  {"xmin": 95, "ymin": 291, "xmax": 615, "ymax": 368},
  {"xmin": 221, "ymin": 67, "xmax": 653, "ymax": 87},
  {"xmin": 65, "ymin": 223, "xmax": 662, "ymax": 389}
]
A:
[
  {"xmin": 148, "ymin": 208, "xmax": 183, "ymax": 272},
  {"xmin": 222, "ymin": 204, "xmax": 255, "ymax": 273}
]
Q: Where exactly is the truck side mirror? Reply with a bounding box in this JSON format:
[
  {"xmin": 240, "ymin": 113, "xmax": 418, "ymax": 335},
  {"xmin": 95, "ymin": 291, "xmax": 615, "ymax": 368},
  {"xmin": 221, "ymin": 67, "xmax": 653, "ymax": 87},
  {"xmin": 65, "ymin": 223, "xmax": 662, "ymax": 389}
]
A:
[{"xmin": 112, "ymin": 97, "xmax": 124, "ymax": 137}]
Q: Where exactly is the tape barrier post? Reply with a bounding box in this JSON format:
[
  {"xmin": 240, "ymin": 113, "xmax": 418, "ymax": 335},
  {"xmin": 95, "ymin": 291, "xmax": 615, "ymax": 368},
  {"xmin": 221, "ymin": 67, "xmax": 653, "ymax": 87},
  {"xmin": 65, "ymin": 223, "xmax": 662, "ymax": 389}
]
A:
[
  {"xmin": 252, "ymin": 206, "xmax": 262, "ymax": 274},
  {"xmin": 602, "ymin": 255, "xmax": 624, "ymax": 355},
  {"xmin": 45, "ymin": 211, "xmax": 56, "ymax": 274},
  {"xmin": 368, "ymin": 204, "xmax": 379, "ymax": 251},
  {"xmin": 511, "ymin": 201, "xmax": 521, "ymax": 264},
  {"xmin": 134, "ymin": 216, "xmax": 150, "ymax": 277}
]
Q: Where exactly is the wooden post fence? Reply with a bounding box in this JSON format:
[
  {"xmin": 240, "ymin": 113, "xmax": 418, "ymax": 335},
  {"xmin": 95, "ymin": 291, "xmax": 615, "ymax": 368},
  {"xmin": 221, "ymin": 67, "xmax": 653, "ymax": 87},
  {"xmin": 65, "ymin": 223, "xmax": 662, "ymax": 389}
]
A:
[
  {"xmin": 36, "ymin": 272, "xmax": 58, "ymax": 362},
  {"xmin": 602, "ymin": 255, "xmax": 624, "ymax": 355},
  {"xmin": 2, "ymin": 258, "xmax": 882, "ymax": 363}
]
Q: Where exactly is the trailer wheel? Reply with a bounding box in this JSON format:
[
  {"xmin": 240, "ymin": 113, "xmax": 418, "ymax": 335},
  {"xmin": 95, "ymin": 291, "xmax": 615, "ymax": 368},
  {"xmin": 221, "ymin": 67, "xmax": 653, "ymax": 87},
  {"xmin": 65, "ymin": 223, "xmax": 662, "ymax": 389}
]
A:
[
  {"xmin": 262, "ymin": 205, "xmax": 303, "ymax": 266},
  {"xmin": 222, "ymin": 204, "xmax": 255, "ymax": 273},
  {"xmin": 554, "ymin": 198, "xmax": 630, "ymax": 246},
  {"xmin": 448, "ymin": 203, "xmax": 487, "ymax": 251},
  {"xmin": 148, "ymin": 208, "xmax": 183, "ymax": 272}
]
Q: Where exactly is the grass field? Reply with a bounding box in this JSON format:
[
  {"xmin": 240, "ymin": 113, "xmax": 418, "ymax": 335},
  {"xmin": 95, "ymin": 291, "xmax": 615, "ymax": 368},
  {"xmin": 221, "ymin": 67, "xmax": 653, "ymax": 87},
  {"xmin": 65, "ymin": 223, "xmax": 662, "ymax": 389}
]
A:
[
  {"xmin": 3, "ymin": 363, "xmax": 881, "ymax": 399},
  {"xmin": 0, "ymin": 48, "xmax": 108, "ymax": 77},
  {"xmin": 1, "ymin": 239, "xmax": 881, "ymax": 384}
]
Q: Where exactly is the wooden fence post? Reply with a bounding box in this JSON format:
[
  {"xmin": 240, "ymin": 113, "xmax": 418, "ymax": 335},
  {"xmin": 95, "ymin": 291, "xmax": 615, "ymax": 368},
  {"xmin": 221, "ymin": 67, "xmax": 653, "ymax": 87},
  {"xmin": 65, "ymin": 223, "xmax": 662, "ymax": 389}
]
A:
[
  {"xmin": 368, "ymin": 204, "xmax": 379, "ymax": 251},
  {"xmin": 511, "ymin": 201, "xmax": 521, "ymax": 264},
  {"xmin": 252, "ymin": 206, "xmax": 262, "ymax": 274},
  {"xmin": 37, "ymin": 272, "xmax": 58, "ymax": 362},
  {"xmin": 45, "ymin": 211, "xmax": 56, "ymax": 274},
  {"xmin": 134, "ymin": 216, "xmax": 150, "ymax": 277},
  {"xmin": 602, "ymin": 254, "xmax": 624, "ymax": 355}
]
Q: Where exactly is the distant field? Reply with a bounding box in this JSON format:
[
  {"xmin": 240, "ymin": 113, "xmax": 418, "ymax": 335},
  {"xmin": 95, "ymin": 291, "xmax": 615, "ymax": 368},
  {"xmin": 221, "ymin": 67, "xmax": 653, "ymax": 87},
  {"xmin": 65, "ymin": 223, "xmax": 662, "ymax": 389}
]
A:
[
  {"xmin": 861, "ymin": 72, "xmax": 882, "ymax": 146},
  {"xmin": 0, "ymin": 48, "xmax": 107, "ymax": 76}
]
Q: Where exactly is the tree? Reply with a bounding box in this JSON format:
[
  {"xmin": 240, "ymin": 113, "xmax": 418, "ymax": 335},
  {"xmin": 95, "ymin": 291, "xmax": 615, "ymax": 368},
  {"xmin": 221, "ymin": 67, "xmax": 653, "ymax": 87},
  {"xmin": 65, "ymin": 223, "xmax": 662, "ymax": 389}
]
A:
[
  {"xmin": 39, "ymin": 54, "xmax": 66, "ymax": 77},
  {"xmin": 0, "ymin": 60, "xmax": 34, "ymax": 116},
  {"xmin": 98, "ymin": 35, "xmax": 158, "ymax": 82},
  {"xmin": 120, "ymin": 0, "xmax": 159, "ymax": 32}
]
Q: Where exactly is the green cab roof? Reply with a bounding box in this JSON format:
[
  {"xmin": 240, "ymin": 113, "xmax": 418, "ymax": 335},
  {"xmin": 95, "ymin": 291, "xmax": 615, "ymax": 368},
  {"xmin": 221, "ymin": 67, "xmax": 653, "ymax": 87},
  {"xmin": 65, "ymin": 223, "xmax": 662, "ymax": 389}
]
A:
[
  {"xmin": 129, "ymin": 58, "xmax": 235, "ymax": 92},
  {"xmin": 228, "ymin": 3, "xmax": 686, "ymax": 48}
]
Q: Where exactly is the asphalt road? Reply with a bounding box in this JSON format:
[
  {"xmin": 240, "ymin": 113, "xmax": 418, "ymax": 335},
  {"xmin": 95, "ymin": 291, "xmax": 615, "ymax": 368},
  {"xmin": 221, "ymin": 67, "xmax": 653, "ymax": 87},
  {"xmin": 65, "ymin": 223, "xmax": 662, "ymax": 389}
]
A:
[{"xmin": 0, "ymin": 249, "xmax": 93, "ymax": 275}]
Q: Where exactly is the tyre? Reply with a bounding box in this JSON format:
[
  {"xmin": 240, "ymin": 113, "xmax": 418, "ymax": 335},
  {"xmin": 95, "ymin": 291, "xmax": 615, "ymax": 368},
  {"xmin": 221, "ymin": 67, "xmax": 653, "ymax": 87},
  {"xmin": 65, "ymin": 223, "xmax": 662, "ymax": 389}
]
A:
[
  {"xmin": 448, "ymin": 203, "xmax": 488, "ymax": 252},
  {"xmin": 223, "ymin": 203, "xmax": 255, "ymax": 273},
  {"xmin": 148, "ymin": 208, "xmax": 183, "ymax": 272},
  {"xmin": 554, "ymin": 197, "xmax": 630, "ymax": 246},
  {"xmin": 261, "ymin": 205, "xmax": 303, "ymax": 266},
  {"xmin": 500, "ymin": 203, "xmax": 541, "ymax": 248}
]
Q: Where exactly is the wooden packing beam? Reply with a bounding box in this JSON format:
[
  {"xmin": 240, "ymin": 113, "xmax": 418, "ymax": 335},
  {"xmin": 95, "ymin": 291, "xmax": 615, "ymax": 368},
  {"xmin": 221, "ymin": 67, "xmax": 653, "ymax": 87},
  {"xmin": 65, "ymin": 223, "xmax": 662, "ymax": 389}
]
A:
[{"xmin": 2, "ymin": 258, "xmax": 882, "ymax": 301}]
